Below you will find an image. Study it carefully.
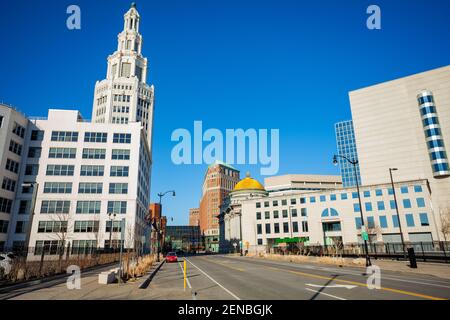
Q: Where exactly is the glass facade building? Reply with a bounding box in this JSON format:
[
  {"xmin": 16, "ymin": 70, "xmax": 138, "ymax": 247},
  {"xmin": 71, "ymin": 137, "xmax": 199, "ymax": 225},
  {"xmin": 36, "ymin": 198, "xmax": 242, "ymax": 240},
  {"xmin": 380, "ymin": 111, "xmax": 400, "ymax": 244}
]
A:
[{"xmin": 335, "ymin": 120, "xmax": 361, "ymax": 187}]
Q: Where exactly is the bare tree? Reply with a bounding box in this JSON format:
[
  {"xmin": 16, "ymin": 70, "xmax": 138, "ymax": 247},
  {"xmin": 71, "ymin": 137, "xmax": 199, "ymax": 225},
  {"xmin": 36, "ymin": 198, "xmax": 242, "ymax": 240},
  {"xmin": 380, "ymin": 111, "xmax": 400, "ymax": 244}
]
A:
[
  {"xmin": 366, "ymin": 221, "xmax": 382, "ymax": 245},
  {"xmin": 49, "ymin": 213, "xmax": 72, "ymax": 272},
  {"xmin": 439, "ymin": 207, "xmax": 450, "ymax": 242}
]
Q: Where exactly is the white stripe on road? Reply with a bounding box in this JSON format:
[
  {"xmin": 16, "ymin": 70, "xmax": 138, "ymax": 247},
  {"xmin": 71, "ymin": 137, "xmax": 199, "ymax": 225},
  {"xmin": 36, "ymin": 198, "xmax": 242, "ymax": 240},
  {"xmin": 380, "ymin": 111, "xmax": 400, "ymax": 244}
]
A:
[
  {"xmin": 305, "ymin": 288, "xmax": 347, "ymax": 300},
  {"xmin": 185, "ymin": 257, "xmax": 241, "ymax": 300}
]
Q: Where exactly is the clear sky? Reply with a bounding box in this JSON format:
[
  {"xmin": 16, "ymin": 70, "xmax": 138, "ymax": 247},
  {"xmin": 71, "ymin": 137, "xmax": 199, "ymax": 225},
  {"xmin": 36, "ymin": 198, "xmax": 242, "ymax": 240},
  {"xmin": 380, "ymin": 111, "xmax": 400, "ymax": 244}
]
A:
[{"xmin": 1, "ymin": 0, "xmax": 450, "ymax": 225}]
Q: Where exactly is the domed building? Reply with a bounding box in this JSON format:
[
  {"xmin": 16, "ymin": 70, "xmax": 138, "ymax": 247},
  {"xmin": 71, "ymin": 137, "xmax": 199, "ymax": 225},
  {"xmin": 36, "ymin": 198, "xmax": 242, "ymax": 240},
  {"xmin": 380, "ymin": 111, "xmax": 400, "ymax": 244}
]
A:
[{"xmin": 218, "ymin": 172, "xmax": 268, "ymax": 254}]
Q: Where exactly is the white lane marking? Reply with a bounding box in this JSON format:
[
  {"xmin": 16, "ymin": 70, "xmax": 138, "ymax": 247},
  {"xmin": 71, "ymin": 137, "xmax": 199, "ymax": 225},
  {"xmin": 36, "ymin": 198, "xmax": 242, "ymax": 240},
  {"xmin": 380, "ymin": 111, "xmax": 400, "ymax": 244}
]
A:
[
  {"xmin": 305, "ymin": 288, "xmax": 347, "ymax": 300},
  {"xmin": 306, "ymin": 283, "xmax": 356, "ymax": 289},
  {"xmin": 185, "ymin": 257, "xmax": 241, "ymax": 300},
  {"xmin": 178, "ymin": 261, "xmax": 196, "ymax": 300},
  {"xmin": 229, "ymin": 256, "xmax": 450, "ymax": 288}
]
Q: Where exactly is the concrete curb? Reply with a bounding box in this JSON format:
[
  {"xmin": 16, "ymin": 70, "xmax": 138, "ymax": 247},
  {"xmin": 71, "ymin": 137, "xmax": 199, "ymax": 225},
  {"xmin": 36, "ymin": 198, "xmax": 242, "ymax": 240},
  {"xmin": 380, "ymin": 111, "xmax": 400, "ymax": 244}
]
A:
[
  {"xmin": 139, "ymin": 260, "xmax": 165, "ymax": 289},
  {"xmin": 0, "ymin": 262, "xmax": 117, "ymax": 294}
]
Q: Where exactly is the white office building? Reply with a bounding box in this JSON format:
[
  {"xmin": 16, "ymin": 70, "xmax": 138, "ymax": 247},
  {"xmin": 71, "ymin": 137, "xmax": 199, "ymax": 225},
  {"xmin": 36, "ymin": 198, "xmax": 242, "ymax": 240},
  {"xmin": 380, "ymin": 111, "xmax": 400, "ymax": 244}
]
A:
[{"xmin": 1, "ymin": 4, "xmax": 154, "ymax": 257}]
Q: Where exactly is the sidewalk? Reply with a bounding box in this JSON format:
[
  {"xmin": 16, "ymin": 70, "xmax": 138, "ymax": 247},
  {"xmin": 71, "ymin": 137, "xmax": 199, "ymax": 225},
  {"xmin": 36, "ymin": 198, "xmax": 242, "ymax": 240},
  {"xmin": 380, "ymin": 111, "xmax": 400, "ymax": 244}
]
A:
[{"xmin": 247, "ymin": 253, "xmax": 450, "ymax": 280}]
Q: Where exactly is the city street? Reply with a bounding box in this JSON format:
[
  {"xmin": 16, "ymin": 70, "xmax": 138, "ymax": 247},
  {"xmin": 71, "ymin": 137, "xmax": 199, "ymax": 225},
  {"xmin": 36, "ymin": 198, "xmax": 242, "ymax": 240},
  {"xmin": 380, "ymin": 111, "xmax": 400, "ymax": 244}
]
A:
[{"xmin": 1, "ymin": 255, "xmax": 449, "ymax": 300}]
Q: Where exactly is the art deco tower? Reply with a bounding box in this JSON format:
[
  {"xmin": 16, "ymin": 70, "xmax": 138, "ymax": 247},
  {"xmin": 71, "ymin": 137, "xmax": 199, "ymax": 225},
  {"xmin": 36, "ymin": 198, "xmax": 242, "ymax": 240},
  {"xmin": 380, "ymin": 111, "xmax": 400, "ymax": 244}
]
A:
[{"xmin": 91, "ymin": 3, "xmax": 154, "ymax": 154}]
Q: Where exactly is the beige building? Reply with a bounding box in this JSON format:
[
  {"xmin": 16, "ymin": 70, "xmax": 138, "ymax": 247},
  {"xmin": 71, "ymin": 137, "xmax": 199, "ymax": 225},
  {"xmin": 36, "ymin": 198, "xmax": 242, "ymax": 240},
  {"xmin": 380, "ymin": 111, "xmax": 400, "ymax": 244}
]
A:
[
  {"xmin": 189, "ymin": 208, "xmax": 199, "ymax": 226},
  {"xmin": 349, "ymin": 65, "xmax": 450, "ymax": 241},
  {"xmin": 265, "ymin": 174, "xmax": 342, "ymax": 195}
]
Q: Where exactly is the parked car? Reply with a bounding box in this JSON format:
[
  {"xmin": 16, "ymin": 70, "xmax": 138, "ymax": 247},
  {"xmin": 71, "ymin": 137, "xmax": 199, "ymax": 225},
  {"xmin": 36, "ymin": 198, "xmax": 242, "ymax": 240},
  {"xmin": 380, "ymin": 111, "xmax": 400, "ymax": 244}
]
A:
[
  {"xmin": 0, "ymin": 253, "xmax": 15, "ymax": 276},
  {"xmin": 165, "ymin": 252, "xmax": 178, "ymax": 263}
]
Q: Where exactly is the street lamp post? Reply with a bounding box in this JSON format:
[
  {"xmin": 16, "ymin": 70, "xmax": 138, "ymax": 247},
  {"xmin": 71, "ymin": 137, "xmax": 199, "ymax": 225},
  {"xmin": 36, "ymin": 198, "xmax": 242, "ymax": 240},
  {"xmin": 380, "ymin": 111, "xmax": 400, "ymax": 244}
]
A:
[
  {"xmin": 389, "ymin": 168, "xmax": 407, "ymax": 259},
  {"xmin": 108, "ymin": 213, "xmax": 116, "ymax": 251},
  {"xmin": 333, "ymin": 155, "xmax": 371, "ymax": 267},
  {"xmin": 157, "ymin": 190, "xmax": 175, "ymax": 262}
]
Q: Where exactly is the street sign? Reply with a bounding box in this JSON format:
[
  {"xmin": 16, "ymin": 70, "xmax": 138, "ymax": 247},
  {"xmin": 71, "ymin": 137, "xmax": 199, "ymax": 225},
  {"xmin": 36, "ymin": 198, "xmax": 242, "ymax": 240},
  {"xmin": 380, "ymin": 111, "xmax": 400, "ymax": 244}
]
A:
[{"xmin": 362, "ymin": 231, "xmax": 369, "ymax": 241}]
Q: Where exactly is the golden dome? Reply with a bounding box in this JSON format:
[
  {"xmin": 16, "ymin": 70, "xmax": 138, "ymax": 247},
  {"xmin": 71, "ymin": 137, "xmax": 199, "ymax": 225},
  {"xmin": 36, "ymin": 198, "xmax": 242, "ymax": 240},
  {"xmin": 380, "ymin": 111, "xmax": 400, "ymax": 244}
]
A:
[{"xmin": 233, "ymin": 172, "xmax": 265, "ymax": 192}]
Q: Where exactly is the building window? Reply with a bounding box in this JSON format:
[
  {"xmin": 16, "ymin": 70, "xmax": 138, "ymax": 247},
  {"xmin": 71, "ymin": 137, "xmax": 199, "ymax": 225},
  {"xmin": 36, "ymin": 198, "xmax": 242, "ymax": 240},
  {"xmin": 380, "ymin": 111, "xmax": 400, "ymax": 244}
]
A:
[
  {"xmin": 282, "ymin": 222, "xmax": 289, "ymax": 233},
  {"xmin": 379, "ymin": 216, "xmax": 388, "ymax": 228},
  {"xmin": 290, "ymin": 199, "xmax": 296, "ymax": 205},
  {"xmin": 51, "ymin": 131, "xmax": 78, "ymax": 142},
  {"xmin": 301, "ymin": 208, "xmax": 307, "ymax": 217},
  {"xmin": 388, "ymin": 188, "xmax": 394, "ymax": 195},
  {"xmin": 265, "ymin": 224, "xmax": 271, "ymax": 234},
  {"xmin": 110, "ymin": 166, "xmax": 129, "ymax": 177},
  {"xmin": 74, "ymin": 221, "xmax": 99, "ymax": 233},
  {"xmin": 273, "ymin": 211, "xmax": 279, "ymax": 219},
  {"xmin": 264, "ymin": 211, "xmax": 270, "ymax": 219},
  {"xmin": 416, "ymin": 198, "xmax": 426, "ymax": 208},
  {"xmin": 82, "ymin": 148, "xmax": 106, "ymax": 159},
  {"xmin": 25, "ymin": 164, "xmax": 39, "ymax": 176},
  {"xmin": 274, "ymin": 223, "xmax": 280, "ymax": 233},
  {"xmin": 309, "ymin": 197, "xmax": 316, "ymax": 203},
  {"xmin": 403, "ymin": 199, "xmax": 412, "ymax": 209},
  {"xmin": 80, "ymin": 165, "xmax": 104, "ymax": 176},
  {"xmin": 256, "ymin": 202, "xmax": 261, "ymax": 208},
  {"xmin": 28, "ymin": 147, "xmax": 42, "ymax": 158},
  {"xmin": 109, "ymin": 183, "xmax": 128, "ymax": 194},
  {"xmin": 31, "ymin": 130, "xmax": 44, "ymax": 141},
  {"xmin": 320, "ymin": 195, "xmax": 326, "ymax": 202},
  {"xmin": 256, "ymin": 212, "xmax": 261, "ymax": 220},
  {"xmin": 352, "ymin": 192, "xmax": 358, "ymax": 199},
  {"xmin": 264, "ymin": 201, "xmax": 269, "ymax": 208},
  {"xmin": 330, "ymin": 194, "xmax": 336, "ymax": 201},
  {"xmin": 78, "ymin": 183, "xmax": 103, "ymax": 194},
  {"xmin": 37, "ymin": 221, "xmax": 68, "ymax": 233},
  {"xmin": 2, "ymin": 177, "xmax": 16, "ymax": 192},
  {"xmin": 302, "ymin": 221, "xmax": 309, "ymax": 233},
  {"xmin": 355, "ymin": 217, "xmax": 362, "ymax": 230},
  {"xmin": 84, "ymin": 132, "xmax": 107, "ymax": 143},
  {"xmin": 0, "ymin": 220, "xmax": 9, "ymax": 233},
  {"xmin": 9, "ymin": 140, "xmax": 22, "ymax": 156},
  {"xmin": 46, "ymin": 165, "xmax": 74, "ymax": 176},
  {"xmin": 72, "ymin": 240, "xmax": 97, "ymax": 255},
  {"xmin": 392, "ymin": 215, "xmax": 399, "ymax": 228},
  {"xmin": 390, "ymin": 200, "xmax": 397, "ymax": 210},
  {"xmin": 291, "ymin": 208, "xmax": 297, "ymax": 217},
  {"xmin": 49, "ymin": 147, "xmax": 76, "ymax": 159},
  {"xmin": 15, "ymin": 221, "xmax": 26, "ymax": 234},
  {"xmin": 363, "ymin": 191, "xmax": 370, "ymax": 198},
  {"xmin": 406, "ymin": 214, "xmax": 415, "ymax": 227},
  {"xmin": 400, "ymin": 186, "xmax": 409, "ymax": 194},
  {"xmin": 18, "ymin": 200, "xmax": 30, "ymax": 214},
  {"xmin": 35, "ymin": 240, "xmax": 64, "ymax": 255},
  {"xmin": 340, "ymin": 193, "xmax": 348, "ymax": 200},
  {"xmin": 76, "ymin": 201, "xmax": 101, "ymax": 214},
  {"xmin": 107, "ymin": 201, "xmax": 127, "ymax": 214},
  {"xmin": 282, "ymin": 210, "xmax": 288, "ymax": 218},
  {"xmin": 257, "ymin": 224, "xmax": 262, "ymax": 235},
  {"xmin": 300, "ymin": 197, "xmax": 306, "ymax": 204},
  {"xmin": 419, "ymin": 213, "xmax": 429, "ymax": 226},
  {"xmin": 257, "ymin": 239, "xmax": 263, "ymax": 245},
  {"xmin": 367, "ymin": 216, "xmax": 375, "ymax": 229},
  {"xmin": 5, "ymin": 159, "xmax": 19, "ymax": 173},
  {"xmin": 377, "ymin": 201, "xmax": 385, "ymax": 211},
  {"xmin": 375, "ymin": 189, "xmax": 383, "ymax": 196},
  {"xmin": 43, "ymin": 182, "xmax": 72, "ymax": 194},
  {"xmin": 12, "ymin": 122, "xmax": 25, "ymax": 138},
  {"xmin": 40, "ymin": 201, "xmax": 70, "ymax": 214},
  {"xmin": 281, "ymin": 199, "xmax": 287, "ymax": 206},
  {"xmin": 106, "ymin": 220, "xmax": 124, "ymax": 233},
  {"xmin": 365, "ymin": 203, "xmax": 373, "ymax": 211},
  {"xmin": 353, "ymin": 203, "xmax": 360, "ymax": 213},
  {"xmin": 113, "ymin": 133, "xmax": 131, "ymax": 143},
  {"xmin": 273, "ymin": 200, "xmax": 278, "ymax": 207},
  {"xmin": 112, "ymin": 149, "xmax": 130, "ymax": 160},
  {"xmin": 293, "ymin": 222, "xmax": 299, "ymax": 233}
]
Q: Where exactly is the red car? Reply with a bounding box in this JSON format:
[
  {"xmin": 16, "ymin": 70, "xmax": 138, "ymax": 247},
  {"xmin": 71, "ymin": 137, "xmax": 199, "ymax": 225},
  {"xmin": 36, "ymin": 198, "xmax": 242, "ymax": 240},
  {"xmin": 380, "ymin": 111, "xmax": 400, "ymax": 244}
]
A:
[{"xmin": 165, "ymin": 252, "xmax": 178, "ymax": 263}]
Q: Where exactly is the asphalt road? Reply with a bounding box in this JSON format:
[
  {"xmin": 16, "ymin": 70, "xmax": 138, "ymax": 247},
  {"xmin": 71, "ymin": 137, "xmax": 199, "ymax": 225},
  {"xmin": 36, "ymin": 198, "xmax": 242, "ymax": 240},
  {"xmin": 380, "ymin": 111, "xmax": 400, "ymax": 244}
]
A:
[
  {"xmin": 163, "ymin": 254, "xmax": 450, "ymax": 300},
  {"xmin": 1, "ymin": 255, "xmax": 449, "ymax": 300}
]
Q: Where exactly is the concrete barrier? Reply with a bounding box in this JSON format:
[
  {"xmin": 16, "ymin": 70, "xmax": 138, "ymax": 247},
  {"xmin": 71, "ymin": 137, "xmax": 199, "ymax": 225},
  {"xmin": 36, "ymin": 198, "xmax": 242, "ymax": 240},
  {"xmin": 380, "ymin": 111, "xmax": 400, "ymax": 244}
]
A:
[{"xmin": 98, "ymin": 270, "xmax": 117, "ymax": 284}]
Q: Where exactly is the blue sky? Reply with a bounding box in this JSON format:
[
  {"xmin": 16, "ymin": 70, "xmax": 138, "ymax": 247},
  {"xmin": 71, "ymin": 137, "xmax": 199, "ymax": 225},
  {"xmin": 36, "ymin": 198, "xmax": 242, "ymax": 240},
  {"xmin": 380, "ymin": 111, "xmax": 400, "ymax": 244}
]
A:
[{"xmin": 1, "ymin": 0, "xmax": 450, "ymax": 225}]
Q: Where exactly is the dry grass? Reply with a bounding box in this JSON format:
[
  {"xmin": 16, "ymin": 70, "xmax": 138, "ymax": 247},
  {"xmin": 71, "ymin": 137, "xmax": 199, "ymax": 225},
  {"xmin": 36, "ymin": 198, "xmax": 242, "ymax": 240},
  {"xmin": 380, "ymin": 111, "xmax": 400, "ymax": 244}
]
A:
[
  {"xmin": 247, "ymin": 252, "xmax": 365, "ymax": 267},
  {"xmin": 123, "ymin": 254, "xmax": 156, "ymax": 280}
]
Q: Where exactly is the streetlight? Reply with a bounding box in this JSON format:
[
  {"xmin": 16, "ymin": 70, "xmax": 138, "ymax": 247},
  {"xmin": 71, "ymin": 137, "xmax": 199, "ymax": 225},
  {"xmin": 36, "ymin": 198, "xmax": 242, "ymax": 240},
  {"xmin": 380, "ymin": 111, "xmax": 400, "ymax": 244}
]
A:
[
  {"xmin": 156, "ymin": 191, "xmax": 176, "ymax": 261},
  {"xmin": 389, "ymin": 168, "xmax": 407, "ymax": 259},
  {"xmin": 333, "ymin": 155, "xmax": 372, "ymax": 267},
  {"xmin": 108, "ymin": 213, "xmax": 117, "ymax": 251}
]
